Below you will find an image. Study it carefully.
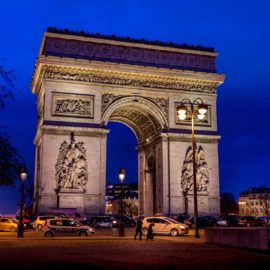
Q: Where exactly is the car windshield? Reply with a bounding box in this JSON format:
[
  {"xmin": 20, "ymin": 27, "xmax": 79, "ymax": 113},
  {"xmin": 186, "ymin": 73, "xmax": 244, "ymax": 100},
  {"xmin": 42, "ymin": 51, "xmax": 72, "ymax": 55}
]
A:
[
  {"xmin": 164, "ymin": 217, "xmax": 178, "ymax": 224},
  {"xmin": 12, "ymin": 219, "xmax": 18, "ymax": 223}
]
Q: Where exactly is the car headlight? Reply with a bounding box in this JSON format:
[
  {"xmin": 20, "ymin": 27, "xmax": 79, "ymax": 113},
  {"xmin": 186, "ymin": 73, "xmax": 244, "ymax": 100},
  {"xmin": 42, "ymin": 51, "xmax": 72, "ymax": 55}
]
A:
[{"xmin": 180, "ymin": 225, "xmax": 186, "ymax": 229}]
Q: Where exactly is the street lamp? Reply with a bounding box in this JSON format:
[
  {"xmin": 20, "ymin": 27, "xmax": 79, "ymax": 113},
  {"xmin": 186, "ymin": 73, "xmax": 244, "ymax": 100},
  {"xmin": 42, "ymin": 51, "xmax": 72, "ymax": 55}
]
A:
[
  {"xmin": 177, "ymin": 98, "xmax": 208, "ymax": 238},
  {"xmin": 118, "ymin": 167, "xmax": 126, "ymax": 237},
  {"xmin": 17, "ymin": 168, "xmax": 27, "ymax": 238}
]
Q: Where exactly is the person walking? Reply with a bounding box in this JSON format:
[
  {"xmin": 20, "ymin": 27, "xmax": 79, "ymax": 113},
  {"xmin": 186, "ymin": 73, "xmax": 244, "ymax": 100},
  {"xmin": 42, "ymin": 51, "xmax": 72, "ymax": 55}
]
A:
[
  {"xmin": 146, "ymin": 223, "xmax": 154, "ymax": 240},
  {"xmin": 134, "ymin": 216, "xmax": 143, "ymax": 240}
]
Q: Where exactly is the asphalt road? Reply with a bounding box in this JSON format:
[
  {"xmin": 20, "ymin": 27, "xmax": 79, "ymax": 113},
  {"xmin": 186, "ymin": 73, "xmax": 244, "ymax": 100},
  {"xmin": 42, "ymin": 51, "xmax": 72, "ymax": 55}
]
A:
[{"xmin": 0, "ymin": 228, "xmax": 269, "ymax": 269}]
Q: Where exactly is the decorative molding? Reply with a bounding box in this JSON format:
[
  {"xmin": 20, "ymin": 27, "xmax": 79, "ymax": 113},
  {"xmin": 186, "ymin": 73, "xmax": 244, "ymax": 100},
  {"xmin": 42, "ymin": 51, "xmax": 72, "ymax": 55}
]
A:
[
  {"xmin": 55, "ymin": 133, "xmax": 88, "ymax": 191},
  {"xmin": 101, "ymin": 94, "xmax": 168, "ymax": 120},
  {"xmin": 102, "ymin": 94, "xmax": 120, "ymax": 114},
  {"xmin": 42, "ymin": 66, "xmax": 219, "ymax": 94},
  {"xmin": 42, "ymin": 36, "xmax": 217, "ymax": 73},
  {"xmin": 150, "ymin": 97, "xmax": 168, "ymax": 120},
  {"xmin": 181, "ymin": 145, "xmax": 210, "ymax": 192},
  {"xmin": 52, "ymin": 92, "xmax": 94, "ymax": 118}
]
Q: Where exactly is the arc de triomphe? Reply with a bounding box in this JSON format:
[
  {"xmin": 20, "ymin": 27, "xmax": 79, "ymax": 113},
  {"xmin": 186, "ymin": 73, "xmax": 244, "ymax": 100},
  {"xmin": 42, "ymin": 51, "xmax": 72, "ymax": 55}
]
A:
[{"xmin": 31, "ymin": 29, "xmax": 224, "ymax": 216}]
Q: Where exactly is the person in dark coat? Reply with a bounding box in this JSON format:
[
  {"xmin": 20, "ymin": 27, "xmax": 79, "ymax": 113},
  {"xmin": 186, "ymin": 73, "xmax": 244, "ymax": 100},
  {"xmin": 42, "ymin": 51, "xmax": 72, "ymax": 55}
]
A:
[
  {"xmin": 146, "ymin": 223, "xmax": 154, "ymax": 240},
  {"xmin": 134, "ymin": 216, "xmax": 143, "ymax": 240}
]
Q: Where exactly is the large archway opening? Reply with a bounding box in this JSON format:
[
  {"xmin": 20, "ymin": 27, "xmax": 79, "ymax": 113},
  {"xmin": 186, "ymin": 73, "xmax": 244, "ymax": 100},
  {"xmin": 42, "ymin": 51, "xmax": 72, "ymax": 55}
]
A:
[
  {"xmin": 106, "ymin": 122, "xmax": 138, "ymax": 185},
  {"xmin": 103, "ymin": 96, "xmax": 168, "ymax": 216}
]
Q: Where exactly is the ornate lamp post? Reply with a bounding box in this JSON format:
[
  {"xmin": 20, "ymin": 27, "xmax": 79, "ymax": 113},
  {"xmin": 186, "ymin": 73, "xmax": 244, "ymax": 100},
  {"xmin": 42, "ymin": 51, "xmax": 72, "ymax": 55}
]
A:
[
  {"xmin": 118, "ymin": 167, "xmax": 126, "ymax": 237},
  {"xmin": 177, "ymin": 98, "xmax": 208, "ymax": 238},
  {"xmin": 17, "ymin": 168, "xmax": 27, "ymax": 238}
]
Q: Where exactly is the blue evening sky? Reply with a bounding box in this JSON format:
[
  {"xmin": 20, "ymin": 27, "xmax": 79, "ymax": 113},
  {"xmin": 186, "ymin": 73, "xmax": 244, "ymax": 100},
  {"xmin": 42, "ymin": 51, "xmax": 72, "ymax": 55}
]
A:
[{"xmin": 0, "ymin": 0, "xmax": 269, "ymax": 214}]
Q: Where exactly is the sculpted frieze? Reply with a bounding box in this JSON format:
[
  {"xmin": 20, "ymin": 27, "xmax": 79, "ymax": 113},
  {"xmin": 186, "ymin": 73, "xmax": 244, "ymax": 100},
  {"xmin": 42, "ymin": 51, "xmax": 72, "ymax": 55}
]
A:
[
  {"xmin": 43, "ymin": 68, "xmax": 218, "ymax": 94},
  {"xmin": 181, "ymin": 145, "xmax": 209, "ymax": 192},
  {"xmin": 55, "ymin": 133, "xmax": 88, "ymax": 191},
  {"xmin": 52, "ymin": 92, "xmax": 94, "ymax": 118}
]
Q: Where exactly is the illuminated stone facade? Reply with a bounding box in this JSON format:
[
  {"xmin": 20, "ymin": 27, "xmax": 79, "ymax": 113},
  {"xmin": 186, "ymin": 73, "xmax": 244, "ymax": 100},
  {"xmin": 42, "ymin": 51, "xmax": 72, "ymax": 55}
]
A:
[
  {"xmin": 31, "ymin": 29, "xmax": 224, "ymax": 216},
  {"xmin": 238, "ymin": 188, "xmax": 270, "ymax": 216}
]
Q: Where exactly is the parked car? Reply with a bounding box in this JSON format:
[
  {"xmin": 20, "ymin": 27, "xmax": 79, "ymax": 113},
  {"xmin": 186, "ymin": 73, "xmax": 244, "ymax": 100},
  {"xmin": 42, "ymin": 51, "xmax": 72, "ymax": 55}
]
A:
[
  {"xmin": 176, "ymin": 214, "xmax": 190, "ymax": 223},
  {"xmin": 142, "ymin": 216, "xmax": 189, "ymax": 236},
  {"xmin": 49, "ymin": 209, "xmax": 87, "ymax": 222},
  {"xmin": 42, "ymin": 218, "xmax": 95, "ymax": 237},
  {"xmin": 256, "ymin": 216, "xmax": 270, "ymax": 225},
  {"xmin": 0, "ymin": 218, "xmax": 18, "ymax": 232},
  {"xmin": 216, "ymin": 215, "xmax": 239, "ymax": 227},
  {"xmin": 33, "ymin": 215, "xmax": 61, "ymax": 230},
  {"xmin": 238, "ymin": 216, "xmax": 265, "ymax": 227},
  {"xmin": 184, "ymin": 216, "xmax": 218, "ymax": 228},
  {"xmin": 112, "ymin": 215, "xmax": 136, "ymax": 227},
  {"xmin": 82, "ymin": 216, "xmax": 118, "ymax": 228}
]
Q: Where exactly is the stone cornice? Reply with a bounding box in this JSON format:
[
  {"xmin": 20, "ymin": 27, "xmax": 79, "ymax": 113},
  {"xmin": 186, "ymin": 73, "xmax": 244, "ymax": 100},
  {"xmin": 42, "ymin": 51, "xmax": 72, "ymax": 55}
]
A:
[
  {"xmin": 34, "ymin": 124, "xmax": 109, "ymax": 144},
  {"xmin": 40, "ymin": 34, "xmax": 217, "ymax": 77},
  {"xmin": 32, "ymin": 62, "xmax": 224, "ymax": 95},
  {"xmin": 46, "ymin": 29, "xmax": 216, "ymax": 54}
]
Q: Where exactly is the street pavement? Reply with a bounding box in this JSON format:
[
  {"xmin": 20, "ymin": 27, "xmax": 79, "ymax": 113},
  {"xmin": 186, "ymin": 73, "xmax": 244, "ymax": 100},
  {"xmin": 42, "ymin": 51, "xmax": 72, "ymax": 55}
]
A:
[{"xmin": 0, "ymin": 227, "xmax": 269, "ymax": 269}]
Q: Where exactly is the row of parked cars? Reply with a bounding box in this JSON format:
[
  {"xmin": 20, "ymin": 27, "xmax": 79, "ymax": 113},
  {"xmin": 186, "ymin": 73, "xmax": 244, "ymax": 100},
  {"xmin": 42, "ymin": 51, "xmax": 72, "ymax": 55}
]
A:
[
  {"xmin": 32, "ymin": 214, "xmax": 136, "ymax": 231},
  {"xmin": 175, "ymin": 214, "xmax": 270, "ymax": 228},
  {"xmin": 1, "ymin": 213, "xmax": 269, "ymax": 235},
  {"xmin": 40, "ymin": 215, "xmax": 189, "ymax": 237}
]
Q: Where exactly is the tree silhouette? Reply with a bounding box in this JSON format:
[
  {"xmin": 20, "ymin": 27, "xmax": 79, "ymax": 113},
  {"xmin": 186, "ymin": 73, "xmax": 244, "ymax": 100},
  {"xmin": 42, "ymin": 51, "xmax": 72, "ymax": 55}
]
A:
[
  {"xmin": 0, "ymin": 63, "xmax": 25, "ymax": 186},
  {"xmin": 220, "ymin": 192, "xmax": 239, "ymax": 214}
]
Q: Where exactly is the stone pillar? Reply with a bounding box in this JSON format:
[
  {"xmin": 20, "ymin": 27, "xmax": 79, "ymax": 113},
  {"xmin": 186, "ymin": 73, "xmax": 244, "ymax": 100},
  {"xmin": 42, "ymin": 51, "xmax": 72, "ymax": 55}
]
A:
[{"xmin": 144, "ymin": 170, "xmax": 153, "ymax": 216}]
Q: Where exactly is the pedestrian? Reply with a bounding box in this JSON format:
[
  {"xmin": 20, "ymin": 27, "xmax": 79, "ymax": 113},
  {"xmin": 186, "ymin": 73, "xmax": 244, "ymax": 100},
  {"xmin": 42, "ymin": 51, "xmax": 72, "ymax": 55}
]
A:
[
  {"xmin": 146, "ymin": 223, "xmax": 154, "ymax": 240},
  {"xmin": 134, "ymin": 216, "xmax": 143, "ymax": 240}
]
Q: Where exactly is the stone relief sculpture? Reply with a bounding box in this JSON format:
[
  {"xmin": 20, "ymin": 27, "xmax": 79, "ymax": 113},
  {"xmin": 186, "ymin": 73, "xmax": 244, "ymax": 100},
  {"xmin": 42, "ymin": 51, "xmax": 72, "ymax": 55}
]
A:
[
  {"xmin": 55, "ymin": 99, "xmax": 91, "ymax": 115},
  {"xmin": 43, "ymin": 67, "xmax": 219, "ymax": 94},
  {"xmin": 181, "ymin": 145, "xmax": 209, "ymax": 192},
  {"xmin": 55, "ymin": 133, "xmax": 88, "ymax": 191},
  {"xmin": 52, "ymin": 93, "xmax": 94, "ymax": 118}
]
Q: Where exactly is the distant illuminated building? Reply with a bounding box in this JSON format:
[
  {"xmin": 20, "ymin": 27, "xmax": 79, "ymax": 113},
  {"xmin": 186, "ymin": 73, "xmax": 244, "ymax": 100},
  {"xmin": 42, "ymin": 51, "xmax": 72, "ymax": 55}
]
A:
[
  {"xmin": 238, "ymin": 187, "xmax": 270, "ymax": 216},
  {"xmin": 105, "ymin": 183, "xmax": 138, "ymax": 217}
]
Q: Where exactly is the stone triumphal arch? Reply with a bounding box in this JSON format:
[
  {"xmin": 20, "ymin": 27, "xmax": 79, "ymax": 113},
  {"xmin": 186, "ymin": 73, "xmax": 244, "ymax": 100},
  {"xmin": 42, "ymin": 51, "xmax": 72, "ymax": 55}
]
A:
[{"xmin": 31, "ymin": 28, "xmax": 225, "ymax": 216}]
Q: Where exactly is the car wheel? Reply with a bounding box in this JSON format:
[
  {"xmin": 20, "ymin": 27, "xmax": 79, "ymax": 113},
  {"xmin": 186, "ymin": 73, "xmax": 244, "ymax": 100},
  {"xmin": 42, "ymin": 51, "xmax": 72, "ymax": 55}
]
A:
[
  {"xmin": 79, "ymin": 231, "xmax": 88, "ymax": 237},
  {"xmin": 142, "ymin": 228, "xmax": 148, "ymax": 236},
  {"xmin": 44, "ymin": 231, "xmax": 53, "ymax": 237},
  {"xmin": 37, "ymin": 224, "xmax": 43, "ymax": 231},
  {"xmin": 170, "ymin": 229, "xmax": 178, "ymax": 237}
]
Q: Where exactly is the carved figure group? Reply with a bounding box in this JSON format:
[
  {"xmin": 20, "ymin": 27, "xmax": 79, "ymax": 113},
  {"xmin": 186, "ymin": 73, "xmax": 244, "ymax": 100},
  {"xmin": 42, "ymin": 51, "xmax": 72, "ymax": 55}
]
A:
[
  {"xmin": 181, "ymin": 145, "xmax": 209, "ymax": 192},
  {"xmin": 55, "ymin": 133, "xmax": 88, "ymax": 191}
]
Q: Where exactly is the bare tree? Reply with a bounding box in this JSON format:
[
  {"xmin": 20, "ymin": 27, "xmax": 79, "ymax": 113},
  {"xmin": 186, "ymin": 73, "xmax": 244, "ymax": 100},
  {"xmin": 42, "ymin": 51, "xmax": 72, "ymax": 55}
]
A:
[{"xmin": 0, "ymin": 63, "xmax": 25, "ymax": 186}]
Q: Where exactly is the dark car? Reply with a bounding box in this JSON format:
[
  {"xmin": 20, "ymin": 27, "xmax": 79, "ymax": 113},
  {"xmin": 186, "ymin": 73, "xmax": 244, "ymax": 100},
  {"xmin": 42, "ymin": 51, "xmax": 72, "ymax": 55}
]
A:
[
  {"xmin": 112, "ymin": 215, "xmax": 136, "ymax": 227},
  {"xmin": 176, "ymin": 214, "xmax": 190, "ymax": 223},
  {"xmin": 216, "ymin": 215, "xmax": 239, "ymax": 227},
  {"xmin": 82, "ymin": 216, "xmax": 118, "ymax": 228},
  {"xmin": 257, "ymin": 216, "xmax": 270, "ymax": 225},
  {"xmin": 238, "ymin": 216, "xmax": 265, "ymax": 227},
  {"xmin": 184, "ymin": 216, "xmax": 218, "ymax": 228}
]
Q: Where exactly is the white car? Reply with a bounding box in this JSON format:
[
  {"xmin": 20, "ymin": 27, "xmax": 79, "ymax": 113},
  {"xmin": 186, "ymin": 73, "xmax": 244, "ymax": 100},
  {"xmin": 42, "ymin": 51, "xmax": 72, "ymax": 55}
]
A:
[
  {"xmin": 142, "ymin": 216, "xmax": 189, "ymax": 237},
  {"xmin": 42, "ymin": 218, "xmax": 95, "ymax": 237}
]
